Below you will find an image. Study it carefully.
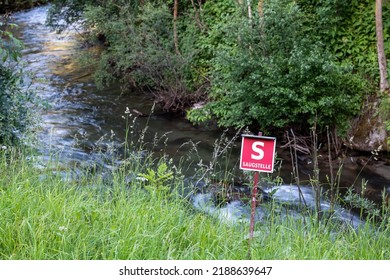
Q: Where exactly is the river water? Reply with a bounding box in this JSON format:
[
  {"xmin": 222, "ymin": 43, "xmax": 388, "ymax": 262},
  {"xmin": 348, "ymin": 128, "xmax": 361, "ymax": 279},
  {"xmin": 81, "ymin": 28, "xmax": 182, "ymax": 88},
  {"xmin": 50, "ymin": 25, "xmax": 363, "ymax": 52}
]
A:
[
  {"xmin": 12, "ymin": 6, "xmax": 222, "ymax": 168},
  {"xmin": 10, "ymin": 6, "xmax": 390, "ymax": 225}
]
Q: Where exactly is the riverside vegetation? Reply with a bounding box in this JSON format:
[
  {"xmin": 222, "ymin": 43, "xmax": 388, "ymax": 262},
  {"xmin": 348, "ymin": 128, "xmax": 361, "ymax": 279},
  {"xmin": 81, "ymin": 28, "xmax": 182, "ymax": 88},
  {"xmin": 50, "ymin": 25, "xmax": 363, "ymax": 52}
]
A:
[
  {"xmin": 46, "ymin": 0, "xmax": 390, "ymax": 140},
  {"xmin": 0, "ymin": 0, "xmax": 49, "ymax": 14},
  {"xmin": 0, "ymin": 1, "xmax": 390, "ymax": 260},
  {"xmin": 0, "ymin": 111, "xmax": 389, "ymax": 260},
  {"xmin": 0, "ymin": 146, "xmax": 389, "ymax": 260},
  {"xmin": 0, "ymin": 13, "xmax": 41, "ymax": 146}
]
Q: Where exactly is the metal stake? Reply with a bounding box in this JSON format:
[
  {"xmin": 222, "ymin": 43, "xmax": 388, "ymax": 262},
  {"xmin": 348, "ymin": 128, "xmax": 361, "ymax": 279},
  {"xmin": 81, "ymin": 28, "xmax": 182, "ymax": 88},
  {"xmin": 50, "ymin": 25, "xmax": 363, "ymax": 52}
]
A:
[{"xmin": 248, "ymin": 132, "xmax": 262, "ymax": 258}]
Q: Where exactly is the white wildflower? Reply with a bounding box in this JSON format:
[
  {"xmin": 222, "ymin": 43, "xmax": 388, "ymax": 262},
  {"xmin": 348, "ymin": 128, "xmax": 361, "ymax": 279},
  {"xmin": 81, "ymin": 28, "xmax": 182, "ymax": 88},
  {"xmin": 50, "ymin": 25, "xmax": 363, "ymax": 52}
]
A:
[
  {"xmin": 59, "ymin": 226, "xmax": 68, "ymax": 232},
  {"xmin": 135, "ymin": 177, "xmax": 148, "ymax": 182}
]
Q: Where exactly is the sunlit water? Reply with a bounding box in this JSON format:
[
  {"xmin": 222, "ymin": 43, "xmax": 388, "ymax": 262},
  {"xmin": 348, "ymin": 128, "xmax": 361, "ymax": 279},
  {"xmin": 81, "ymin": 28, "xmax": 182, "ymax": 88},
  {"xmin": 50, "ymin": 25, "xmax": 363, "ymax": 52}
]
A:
[{"xmin": 11, "ymin": 6, "xmax": 390, "ymax": 225}]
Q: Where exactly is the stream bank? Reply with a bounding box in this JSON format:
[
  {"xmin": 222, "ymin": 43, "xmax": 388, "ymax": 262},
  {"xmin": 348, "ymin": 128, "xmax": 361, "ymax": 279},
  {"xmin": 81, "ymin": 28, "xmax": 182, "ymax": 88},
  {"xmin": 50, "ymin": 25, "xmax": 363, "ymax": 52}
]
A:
[{"xmin": 10, "ymin": 5, "xmax": 390, "ymax": 224}]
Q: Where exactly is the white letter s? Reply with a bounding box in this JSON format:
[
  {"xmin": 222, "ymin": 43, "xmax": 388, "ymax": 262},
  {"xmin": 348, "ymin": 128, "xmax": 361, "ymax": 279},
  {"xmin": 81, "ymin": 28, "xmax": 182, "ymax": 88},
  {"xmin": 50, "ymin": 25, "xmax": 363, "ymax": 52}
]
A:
[{"xmin": 251, "ymin": 141, "xmax": 264, "ymax": 160}]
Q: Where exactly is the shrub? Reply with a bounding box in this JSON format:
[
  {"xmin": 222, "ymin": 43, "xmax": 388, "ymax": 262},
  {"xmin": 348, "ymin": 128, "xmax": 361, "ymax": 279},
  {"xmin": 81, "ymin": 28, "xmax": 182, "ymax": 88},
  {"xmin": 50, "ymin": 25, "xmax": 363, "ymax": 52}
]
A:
[
  {"xmin": 188, "ymin": 0, "xmax": 368, "ymax": 133},
  {"xmin": 0, "ymin": 19, "xmax": 37, "ymax": 145},
  {"xmin": 48, "ymin": 0, "xmax": 206, "ymax": 113}
]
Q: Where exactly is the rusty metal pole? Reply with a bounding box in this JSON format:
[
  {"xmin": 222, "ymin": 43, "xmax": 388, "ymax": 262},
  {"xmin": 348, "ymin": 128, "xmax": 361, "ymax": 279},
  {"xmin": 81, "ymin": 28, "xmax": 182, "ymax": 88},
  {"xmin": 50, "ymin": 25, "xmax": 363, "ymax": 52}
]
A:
[
  {"xmin": 249, "ymin": 171, "xmax": 259, "ymax": 238},
  {"xmin": 248, "ymin": 132, "xmax": 262, "ymax": 259}
]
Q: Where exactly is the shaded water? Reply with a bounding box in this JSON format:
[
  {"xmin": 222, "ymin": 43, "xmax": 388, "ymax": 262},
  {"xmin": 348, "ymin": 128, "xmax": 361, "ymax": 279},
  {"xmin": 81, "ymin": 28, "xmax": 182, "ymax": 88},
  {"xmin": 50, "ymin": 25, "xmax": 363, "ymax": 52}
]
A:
[{"xmin": 11, "ymin": 6, "xmax": 390, "ymax": 222}]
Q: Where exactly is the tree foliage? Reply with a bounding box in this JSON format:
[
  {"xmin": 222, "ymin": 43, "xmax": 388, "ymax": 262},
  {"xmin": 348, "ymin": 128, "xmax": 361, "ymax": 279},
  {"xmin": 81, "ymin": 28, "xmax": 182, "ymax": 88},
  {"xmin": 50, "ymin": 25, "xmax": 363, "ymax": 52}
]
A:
[
  {"xmin": 0, "ymin": 0, "xmax": 48, "ymax": 14},
  {"xmin": 297, "ymin": 0, "xmax": 390, "ymax": 81}
]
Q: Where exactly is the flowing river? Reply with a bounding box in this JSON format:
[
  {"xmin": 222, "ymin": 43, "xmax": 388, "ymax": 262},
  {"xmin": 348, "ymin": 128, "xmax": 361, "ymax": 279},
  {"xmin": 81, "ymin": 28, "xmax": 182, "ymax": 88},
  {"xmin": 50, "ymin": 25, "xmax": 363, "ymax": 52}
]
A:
[
  {"xmin": 12, "ymin": 6, "xmax": 223, "ymax": 170},
  {"xmin": 11, "ymin": 6, "xmax": 390, "ymax": 226}
]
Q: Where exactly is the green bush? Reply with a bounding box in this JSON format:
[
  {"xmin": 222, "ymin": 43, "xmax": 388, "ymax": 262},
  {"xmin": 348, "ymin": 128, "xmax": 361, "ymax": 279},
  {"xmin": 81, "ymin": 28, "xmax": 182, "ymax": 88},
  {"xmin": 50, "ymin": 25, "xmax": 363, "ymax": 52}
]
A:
[
  {"xmin": 0, "ymin": 20, "xmax": 37, "ymax": 145},
  {"xmin": 48, "ymin": 0, "xmax": 206, "ymax": 112},
  {"xmin": 188, "ymin": 0, "xmax": 368, "ymax": 133},
  {"xmin": 47, "ymin": 0, "xmax": 380, "ymax": 133}
]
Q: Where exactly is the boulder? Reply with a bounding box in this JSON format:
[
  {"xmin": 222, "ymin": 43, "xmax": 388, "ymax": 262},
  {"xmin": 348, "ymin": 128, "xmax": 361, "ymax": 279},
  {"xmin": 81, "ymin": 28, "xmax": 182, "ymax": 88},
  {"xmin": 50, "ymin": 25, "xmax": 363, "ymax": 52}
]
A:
[{"xmin": 347, "ymin": 100, "xmax": 388, "ymax": 152}]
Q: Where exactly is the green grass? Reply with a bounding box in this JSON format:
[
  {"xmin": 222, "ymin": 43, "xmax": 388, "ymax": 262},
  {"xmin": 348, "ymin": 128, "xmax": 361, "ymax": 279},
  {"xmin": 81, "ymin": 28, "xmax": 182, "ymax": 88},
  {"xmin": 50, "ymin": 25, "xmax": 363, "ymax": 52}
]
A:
[{"xmin": 0, "ymin": 149, "xmax": 389, "ymax": 260}]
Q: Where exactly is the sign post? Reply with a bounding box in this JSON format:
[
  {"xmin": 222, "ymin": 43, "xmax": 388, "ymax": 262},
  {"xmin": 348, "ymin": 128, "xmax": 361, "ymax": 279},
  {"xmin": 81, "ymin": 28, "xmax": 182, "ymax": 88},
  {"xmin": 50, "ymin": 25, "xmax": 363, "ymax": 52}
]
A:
[{"xmin": 240, "ymin": 133, "xmax": 276, "ymax": 258}]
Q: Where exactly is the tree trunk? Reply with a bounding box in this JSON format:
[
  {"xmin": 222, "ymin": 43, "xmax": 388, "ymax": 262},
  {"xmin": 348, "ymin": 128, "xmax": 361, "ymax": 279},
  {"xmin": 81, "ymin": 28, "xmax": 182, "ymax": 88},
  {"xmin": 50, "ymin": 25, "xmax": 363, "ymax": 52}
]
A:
[
  {"xmin": 247, "ymin": 0, "xmax": 253, "ymax": 21},
  {"xmin": 190, "ymin": 0, "xmax": 204, "ymax": 31},
  {"xmin": 376, "ymin": 0, "xmax": 389, "ymax": 92},
  {"xmin": 173, "ymin": 0, "xmax": 181, "ymax": 55},
  {"xmin": 258, "ymin": 0, "xmax": 264, "ymax": 17}
]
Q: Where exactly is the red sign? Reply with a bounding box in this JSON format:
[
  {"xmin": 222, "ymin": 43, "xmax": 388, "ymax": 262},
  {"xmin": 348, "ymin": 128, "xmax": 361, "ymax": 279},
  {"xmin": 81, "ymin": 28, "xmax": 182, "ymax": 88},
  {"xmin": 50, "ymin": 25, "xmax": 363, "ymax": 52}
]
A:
[{"xmin": 240, "ymin": 134, "xmax": 276, "ymax": 173}]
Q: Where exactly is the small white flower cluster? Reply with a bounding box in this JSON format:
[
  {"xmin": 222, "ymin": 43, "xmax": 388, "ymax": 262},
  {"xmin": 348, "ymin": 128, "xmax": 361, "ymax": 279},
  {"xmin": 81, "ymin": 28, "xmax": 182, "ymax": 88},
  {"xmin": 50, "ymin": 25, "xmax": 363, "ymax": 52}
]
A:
[
  {"xmin": 1, "ymin": 146, "xmax": 7, "ymax": 150},
  {"xmin": 123, "ymin": 106, "xmax": 132, "ymax": 117},
  {"xmin": 135, "ymin": 176, "xmax": 148, "ymax": 182},
  {"xmin": 371, "ymin": 145, "xmax": 382, "ymax": 161},
  {"xmin": 58, "ymin": 226, "xmax": 68, "ymax": 232},
  {"xmin": 122, "ymin": 107, "xmax": 134, "ymax": 119}
]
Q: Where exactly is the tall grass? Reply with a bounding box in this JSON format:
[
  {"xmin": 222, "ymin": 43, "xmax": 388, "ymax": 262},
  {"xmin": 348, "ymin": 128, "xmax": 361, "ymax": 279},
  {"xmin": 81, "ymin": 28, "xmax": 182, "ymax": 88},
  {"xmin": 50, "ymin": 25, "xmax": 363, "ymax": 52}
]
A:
[{"xmin": 0, "ymin": 147, "xmax": 388, "ymax": 260}]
